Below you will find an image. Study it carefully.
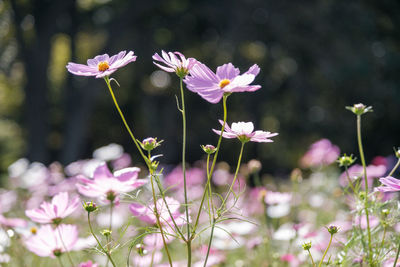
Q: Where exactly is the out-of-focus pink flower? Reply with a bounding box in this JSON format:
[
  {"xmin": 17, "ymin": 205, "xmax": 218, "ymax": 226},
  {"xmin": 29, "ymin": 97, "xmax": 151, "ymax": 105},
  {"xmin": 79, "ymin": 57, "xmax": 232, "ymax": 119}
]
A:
[
  {"xmin": 67, "ymin": 51, "xmax": 136, "ymax": 78},
  {"xmin": 0, "ymin": 190, "xmax": 17, "ymax": 214},
  {"xmin": 265, "ymin": 191, "xmax": 292, "ymax": 205},
  {"xmin": 354, "ymin": 215, "xmax": 379, "ymax": 230},
  {"xmin": 184, "ymin": 62, "xmax": 261, "ymax": 103},
  {"xmin": 93, "ymin": 143, "xmax": 124, "ymax": 161},
  {"xmin": 376, "ymin": 176, "xmax": 400, "ymax": 192},
  {"xmin": 213, "ymin": 121, "xmax": 278, "ymax": 143},
  {"xmin": 383, "ymin": 258, "xmax": 400, "ymax": 267},
  {"xmin": 280, "ymin": 254, "xmax": 300, "ymax": 267},
  {"xmin": 193, "ymin": 246, "xmax": 225, "ymax": 267},
  {"xmin": 76, "ymin": 163, "xmax": 146, "ymax": 203},
  {"xmin": 0, "ymin": 215, "xmax": 27, "ymax": 228},
  {"xmin": 131, "ymin": 251, "xmax": 163, "ymax": 267},
  {"xmin": 25, "ymin": 224, "xmax": 78, "ymax": 258},
  {"xmin": 300, "ymin": 139, "xmax": 340, "ymax": 168},
  {"xmin": 78, "ymin": 260, "xmax": 98, "ymax": 267},
  {"xmin": 164, "ymin": 166, "xmax": 206, "ymax": 201},
  {"xmin": 129, "ymin": 197, "xmax": 186, "ymax": 226},
  {"xmin": 25, "ymin": 192, "xmax": 79, "ymax": 224},
  {"xmin": 164, "ymin": 166, "xmax": 205, "ymax": 188},
  {"xmin": 112, "ymin": 153, "xmax": 132, "ymax": 170},
  {"xmin": 339, "ymin": 164, "xmax": 386, "ymax": 189},
  {"xmin": 153, "ymin": 51, "xmax": 197, "ymax": 77}
]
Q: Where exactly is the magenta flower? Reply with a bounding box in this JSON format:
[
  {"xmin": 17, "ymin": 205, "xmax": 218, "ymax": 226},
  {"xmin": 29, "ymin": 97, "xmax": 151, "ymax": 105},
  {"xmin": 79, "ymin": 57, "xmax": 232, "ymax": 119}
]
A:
[
  {"xmin": 153, "ymin": 50, "xmax": 197, "ymax": 77},
  {"xmin": 66, "ymin": 51, "xmax": 136, "ymax": 78},
  {"xmin": 376, "ymin": 176, "xmax": 400, "ymax": 192},
  {"xmin": 213, "ymin": 120, "xmax": 278, "ymax": 143},
  {"xmin": 76, "ymin": 163, "xmax": 146, "ymax": 202},
  {"xmin": 24, "ymin": 224, "xmax": 78, "ymax": 258},
  {"xmin": 300, "ymin": 139, "xmax": 340, "ymax": 168},
  {"xmin": 184, "ymin": 62, "xmax": 261, "ymax": 103},
  {"xmin": 129, "ymin": 197, "xmax": 186, "ymax": 226},
  {"xmin": 25, "ymin": 192, "xmax": 79, "ymax": 224},
  {"xmin": 79, "ymin": 260, "xmax": 98, "ymax": 267}
]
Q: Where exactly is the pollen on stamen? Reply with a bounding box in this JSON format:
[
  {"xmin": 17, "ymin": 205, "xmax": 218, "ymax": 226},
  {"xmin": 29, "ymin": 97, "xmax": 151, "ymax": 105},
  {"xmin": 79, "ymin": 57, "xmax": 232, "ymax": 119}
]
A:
[
  {"xmin": 98, "ymin": 61, "xmax": 110, "ymax": 72},
  {"xmin": 219, "ymin": 79, "xmax": 231, "ymax": 89}
]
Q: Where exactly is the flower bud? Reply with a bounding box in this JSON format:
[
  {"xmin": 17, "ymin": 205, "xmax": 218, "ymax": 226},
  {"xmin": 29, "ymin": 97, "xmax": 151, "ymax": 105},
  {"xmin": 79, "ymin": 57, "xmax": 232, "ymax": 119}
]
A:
[
  {"xmin": 140, "ymin": 137, "xmax": 163, "ymax": 152},
  {"xmin": 201, "ymin": 144, "xmax": 217, "ymax": 154},
  {"xmin": 248, "ymin": 159, "xmax": 262, "ymax": 173},
  {"xmin": 327, "ymin": 225, "xmax": 339, "ymax": 235},
  {"xmin": 83, "ymin": 201, "xmax": 98, "ymax": 213},
  {"xmin": 302, "ymin": 241, "xmax": 312, "ymax": 251},
  {"xmin": 101, "ymin": 229, "xmax": 112, "ymax": 237},
  {"xmin": 345, "ymin": 103, "xmax": 373, "ymax": 116},
  {"xmin": 337, "ymin": 154, "xmax": 356, "ymax": 167},
  {"xmin": 381, "ymin": 209, "xmax": 389, "ymax": 217},
  {"xmin": 394, "ymin": 147, "xmax": 400, "ymax": 158},
  {"xmin": 290, "ymin": 168, "xmax": 303, "ymax": 183}
]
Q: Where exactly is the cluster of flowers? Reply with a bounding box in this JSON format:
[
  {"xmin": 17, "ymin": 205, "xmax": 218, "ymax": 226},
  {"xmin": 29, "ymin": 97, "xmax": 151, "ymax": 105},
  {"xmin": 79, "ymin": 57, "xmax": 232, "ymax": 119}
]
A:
[{"xmin": 0, "ymin": 49, "xmax": 399, "ymax": 267}]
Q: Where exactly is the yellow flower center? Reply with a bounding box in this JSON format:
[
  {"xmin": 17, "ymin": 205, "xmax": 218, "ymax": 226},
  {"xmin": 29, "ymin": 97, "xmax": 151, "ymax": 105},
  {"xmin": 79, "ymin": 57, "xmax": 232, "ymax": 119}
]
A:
[
  {"xmin": 30, "ymin": 227, "xmax": 37, "ymax": 235},
  {"xmin": 98, "ymin": 61, "xmax": 110, "ymax": 72},
  {"xmin": 219, "ymin": 79, "xmax": 231, "ymax": 89}
]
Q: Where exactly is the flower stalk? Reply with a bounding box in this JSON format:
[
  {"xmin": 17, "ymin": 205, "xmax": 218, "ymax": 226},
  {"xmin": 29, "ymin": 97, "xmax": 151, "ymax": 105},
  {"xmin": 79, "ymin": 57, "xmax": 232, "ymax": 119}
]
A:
[{"xmin": 357, "ymin": 114, "xmax": 373, "ymax": 264}]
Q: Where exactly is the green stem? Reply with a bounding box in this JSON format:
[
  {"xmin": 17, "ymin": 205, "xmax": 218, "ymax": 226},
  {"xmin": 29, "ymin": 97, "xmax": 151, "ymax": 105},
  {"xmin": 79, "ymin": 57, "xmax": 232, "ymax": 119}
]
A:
[
  {"xmin": 179, "ymin": 79, "xmax": 191, "ymax": 257},
  {"xmin": 203, "ymin": 142, "xmax": 245, "ymax": 267},
  {"xmin": 106, "ymin": 201, "xmax": 114, "ymax": 267},
  {"xmin": 104, "ymin": 77, "xmax": 149, "ymax": 167},
  {"xmin": 393, "ymin": 242, "xmax": 400, "ymax": 267},
  {"xmin": 389, "ymin": 158, "xmax": 400, "ymax": 176},
  {"xmin": 318, "ymin": 234, "xmax": 333, "ymax": 267},
  {"xmin": 87, "ymin": 212, "xmax": 117, "ymax": 267},
  {"xmin": 345, "ymin": 166, "xmax": 357, "ymax": 194},
  {"xmin": 220, "ymin": 142, "xmax": 245, "ymax": 210},
  {"xmin": 379, "ymin": 224, "xmax": 387, "ymax": 257},
  {"xmin": 192, "ymin": 95, "xmax": 229, "ymax": 236},
  {"xmin": 149, "ymin": 173, "xmax": 173, "ymax": 267},
  {"xmin": 57, "ymin": 256, "xmax": 65, "ymax": 267},
  {"xmin": 203, "ymin": 218, "xmax": 216, "ymax": 267},
  {"xmin": 307, "ymin": 250, "xmax": 316, "ymax": 267},
  {"xmin": 56, "ymin": 226, "xmax": 75, "ymax": 267},
  {"xmin": 357, "ymin": 115, "xmax": 373, "ymax": 264}
]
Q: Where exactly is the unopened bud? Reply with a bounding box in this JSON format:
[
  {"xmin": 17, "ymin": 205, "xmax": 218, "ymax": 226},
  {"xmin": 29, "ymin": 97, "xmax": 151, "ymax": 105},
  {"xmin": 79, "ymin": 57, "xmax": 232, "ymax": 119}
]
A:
[
  {"xmin": 327, "ymin": 225, "xmax": 339, "ymax": 235},
  {"xmin": 302, "ymin": 241, "xmax": 312, "ymax": 250},
  {"xmin": 337, "ymin": 154, "xmax": 356, "ymax": 167},
  {"xmin": 345, "ymin": 103, "xmax": 373, "ymax": 116},
  {"xmin": 201, "ymin": 144, "xmax": 217, "ymax": 154},
  {"xmin": 140, "ymin": 137, "xmax": 163, "ymax": 152},
  {"xmin": 83, "ymin": 201, "xmax": 98, "ymax": 213}
]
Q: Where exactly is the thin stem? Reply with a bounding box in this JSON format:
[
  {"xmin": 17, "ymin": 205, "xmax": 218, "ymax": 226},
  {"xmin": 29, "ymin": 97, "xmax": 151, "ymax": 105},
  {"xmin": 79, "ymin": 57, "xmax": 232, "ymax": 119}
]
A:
[
  {"xmin": 393, "ymin": 242, "xmax": 400, "ymax": 267},
  {"xmin": 56, "ymin": 226, "xmax": 74, "ymax": 267},
  {"xmin": 203, "ymin": 218, "xmax": 216, "ymax": 267},
  {"xmin": 192, "ymin": 95, "xmax": 229, "ymax": 236},
  {"xmin": 87, "ymin": 212, "xmax": 117, "ymax": 267},
  {"xmin": 149, "ymin": 173, "xmax": 173, "ymax": 267},
  {"xmin": 179, "ymin": 78, "xmax": 191, "ymax": 244},
  {"xmin": 318, "ymin": 234, "xmax": 333, "ymax": 267},
  {"xmin": 104, "ymin": 77, "xmax": 149, "ymax": 167},
  {"xmin": 357, "ymin": 115, "xmax": 373, "ymax": 264},
  {"xmin": 106, "ymin": 201, "xmax": 114, "ymax": 267},
  {"xmin": 57, "ymin": 256, "xmax": 65, "ymax": 267},
  {"xmin": 345, "ymin": 166, "xmax": 357, "ymax": 194},
  {"xmin": 379, "ymin": 224, "xmax": 387, "ymax": 257},
  {"xmin": 389, "ymin": 158, "xmax": 400, "ymax": 176},
  {"xmin": 307, "ymin": 250, "xmax": 316, "ymax": 267},
  {"xmin": 206, "ymin": 154, "xmax": 215, "ymax": 223},
  {"xmin": 203, "ymin": 142, "xmax": 245, "ymax": 267},
  {"xmin": 220, "ymin": 142, "xmax": 245, "ymax": 210}
]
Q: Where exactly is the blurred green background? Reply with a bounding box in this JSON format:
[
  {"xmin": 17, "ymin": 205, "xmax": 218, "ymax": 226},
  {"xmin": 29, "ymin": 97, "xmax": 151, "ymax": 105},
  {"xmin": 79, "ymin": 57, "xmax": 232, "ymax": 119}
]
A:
[{"xmin": 0, "ymin": 0, "xmax": 399, "ymax": 177}]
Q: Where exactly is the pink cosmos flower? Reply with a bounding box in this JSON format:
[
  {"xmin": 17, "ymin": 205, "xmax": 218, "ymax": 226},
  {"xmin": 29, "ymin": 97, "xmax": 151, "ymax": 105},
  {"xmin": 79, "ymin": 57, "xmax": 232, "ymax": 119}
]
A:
[
  {"xmin": 376, "ymin": 176, "xmax": 400, "ymax": 192},
  {"xmin": 79, "ymin": 260, "xmax": 98, "ymax": 267},
  {"xmin": 339, "ymin": 164, "xmax": 386, "ymax": 189},
  {"xmin": 265, "ymin": 191, "xmax": 292, "ymax": 205},
  {"xmin": 0, "ymin": 215, "xmax": 27, "ymax": 228},
  {"xmin": 152, "ymin": 51, "xmax": 197, "ymax": 77},
  {"xmin": 129, "ymin": 197, "xmax": 186, "ymax": 226},
  {"xmin": 184, "ymin": 62, "xmax": 261, "ymax": 103},
  {"xmin": 213, "ymin": 120, "xmax": 278, "ymax": 143},
  {"xmin": 25, "ymin": 224, "xmax": 78, "ymax": 258},
  {"xmin": 300, "ymin": 139, "xmax": 340, "ymax": 168},
  {"xmin": 66, "ymin": 51, "xmax": 136, "ymax": 78},
  {"xmin": 76, "ymin": 163, "xmax": 146, "ymax": 203},
  {"xmin": 25, "ymin": 192, "xmax": 79, "ymax": 224}
]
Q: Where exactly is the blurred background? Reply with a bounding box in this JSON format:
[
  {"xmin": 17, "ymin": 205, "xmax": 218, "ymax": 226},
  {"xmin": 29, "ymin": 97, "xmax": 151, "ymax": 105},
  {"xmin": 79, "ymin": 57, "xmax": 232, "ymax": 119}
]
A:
[{"xmin": 0, "ymin": 0, "xmax": 399, "ymax": 179}]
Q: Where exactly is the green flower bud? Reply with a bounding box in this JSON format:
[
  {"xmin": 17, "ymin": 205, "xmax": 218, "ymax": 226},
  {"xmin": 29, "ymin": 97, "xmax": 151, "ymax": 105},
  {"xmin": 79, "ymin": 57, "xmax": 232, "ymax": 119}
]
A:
[
  {"xmin": 337, "ymin": 154, "xmax": 356, "ymax": 167},
  {"xmin": 83, "ymin": 201, "xmax": 98, "ymax": 213},
  {"xmin": 201, "ymin": 144, "xmax": 217, "ymax": 154},
  {"xmin": 327, "ymin": 225, "xmax": 339, "ymax": 235},
  {"xmin": 302, "ymin": 241, "xmax": 312, "ymax": 251},
  {"xmin": 345, "ymin": 103, "xmax": 373, "ymax": 116}
]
